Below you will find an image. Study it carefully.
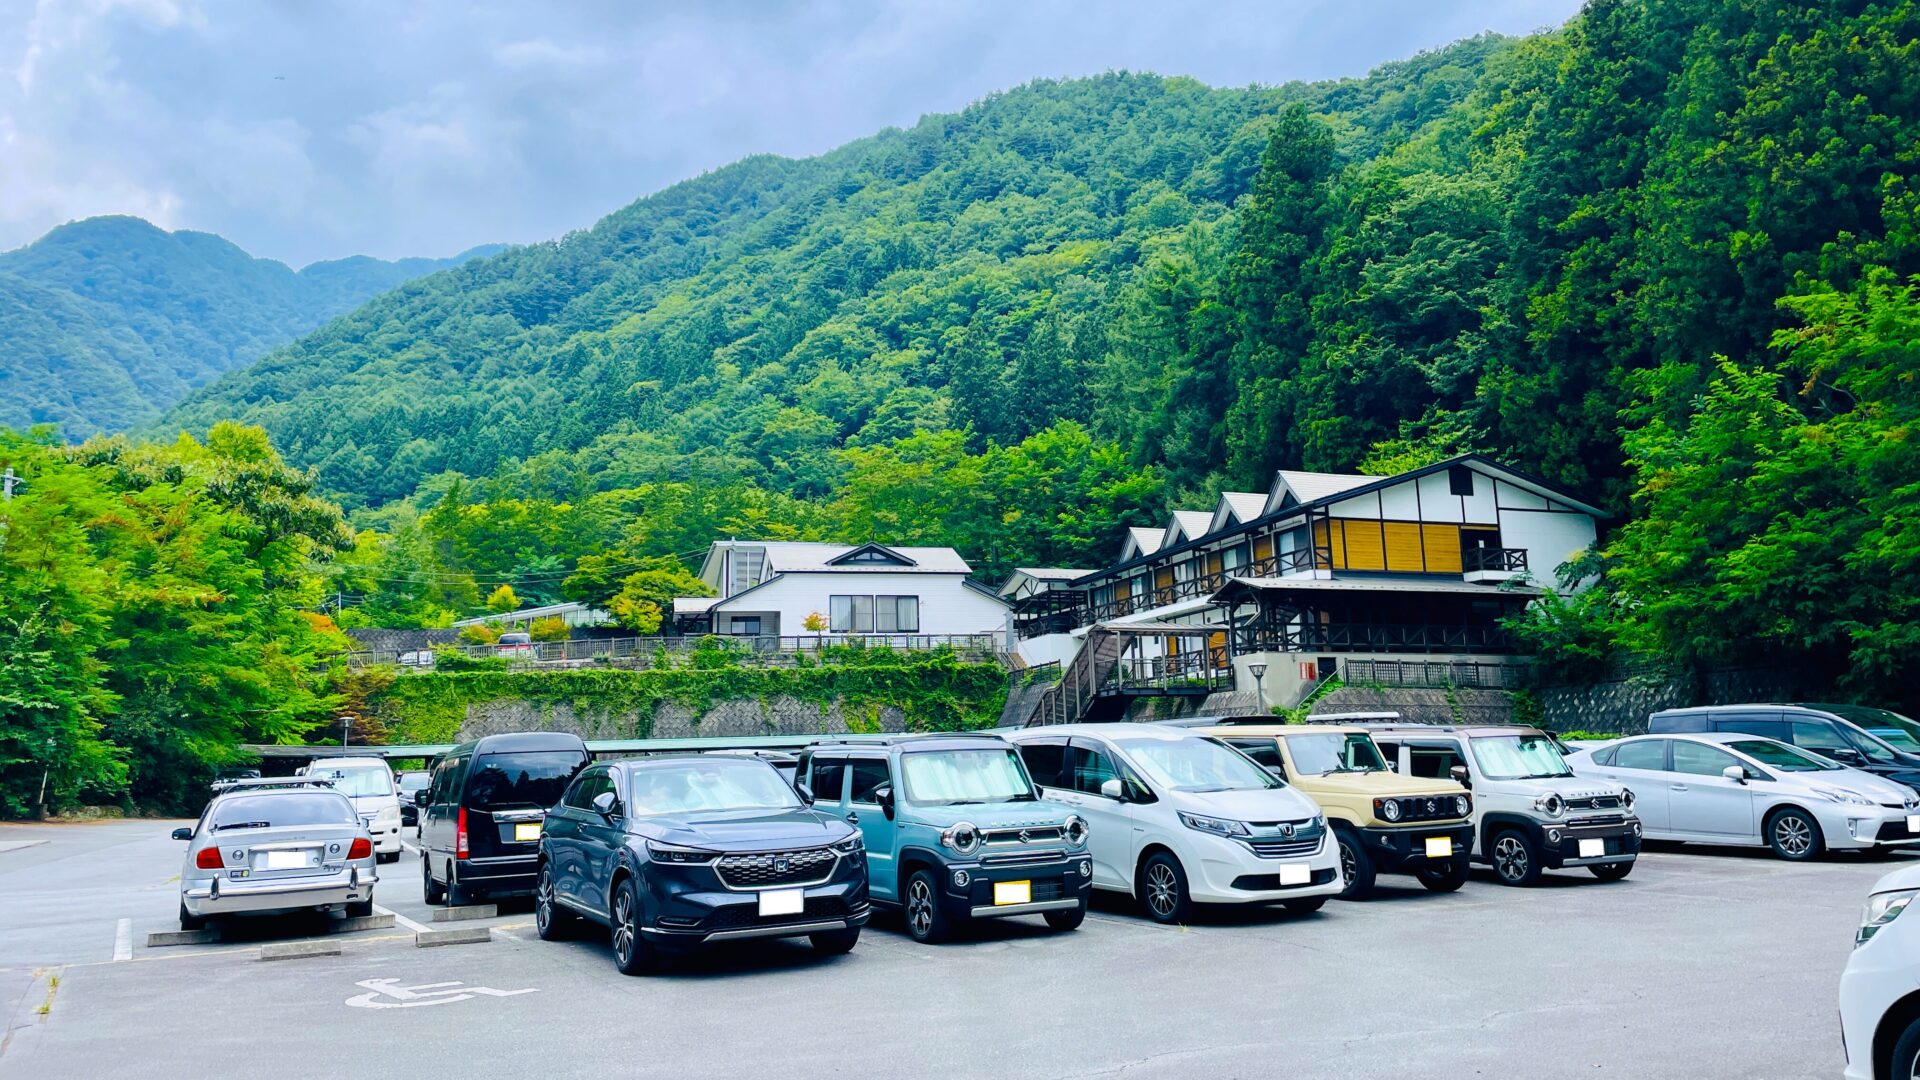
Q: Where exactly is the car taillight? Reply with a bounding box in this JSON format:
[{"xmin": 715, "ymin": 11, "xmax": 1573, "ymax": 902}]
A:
[
  {"xmin": 195, "ymin": 846, "xmax": 224, "ymax": 869},
  {"xmin": 347, "ymin": 837, "xmax": 372, "ymax": 860},
  {"xmin": 456, "ymin": 806, "xmax": 469, "ymax": 859}
]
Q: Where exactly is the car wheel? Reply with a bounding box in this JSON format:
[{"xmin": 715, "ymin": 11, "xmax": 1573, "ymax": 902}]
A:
[
  {"xmin": 346, "ymin": 894, "xmax": 374, "ymax": 919},
  {"xmin": 1491, "ymin": 830, "xmax": 1541, "ymax": 887},
  {"xmin": 1335, "ymin": 829, "xmax": 1375, "ymax": 900},
  {"xmin": 610, "ymin": 878, "xmax": 660, "ymax": 976},
  {"xmin": 1043, "ymin": 895, "xmax": 1088, "ymax": 932},
  {"xmin": 809, "ymin": 926, "xmax": 860, "ymax": 955},
  {"xmin": 1767, "ymin": 808, "xmax": 1824, "ymax": 861},
  {"xmin": 378, "ymin": 850, "xmax": 398, "ymax": 865},
  {"xmin": 178, "ymin": 902, "xmax": 206, "ymax": 932},
  {"xmin": 445, "ymin": 867, "xmax": 470, "ymax": 907},
  {"xmin": 903, "ymin": 868, "xmax": 951, "ymax": 944},
  {"xmin": 422, "ymin": 854, "xmax": 446, "ymax": 905},
  {"xmin": 1891, "ymin": 1014, "xmax": 1920, "ymax": 1080},
  {"xmin": 1588, "ymin": 860, "xmax": 1633, "ymax": 882},
  {"xmin": 1138, "ymin": 851, "xmax": 1194, "ymax": 924},
  {"xmin": 1282, "ymin": 897, "xmax": 1326, "ymax": 915},
  {"xmin": 1417, "ymin": 856, "xmax": 1471, "ymax": 892},
  {"xmin": 534, "ymin": 863, "xmax": 575, "ymax": 941}
]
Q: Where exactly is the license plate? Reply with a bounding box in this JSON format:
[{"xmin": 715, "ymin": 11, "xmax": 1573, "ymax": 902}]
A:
[
  {"xmin": 1907, "ymin": 815, "xmax": 1919, "ymax": 834},
  {"xmin": 1424, "ymin": 836, "xmax": 1453, "ymax": 858},
  {"xmin": 1578, "ymin": 838, "xmax": 1604, "ymax": 858},
  {"xmin": 514, "ymin": 823, "xmax": 541, "ymax": 842},
  {"xmin": 1278, "ymin": 863, "xmax": 1309, "ymax": 886},
  {"xmin": 758, "ymin": 888, "xmax": 805, "ymax": 917},
  {"xmin": 261, "ymin": 850, "xmax": 309, "ymax": 870},
  {"xmin": 993, "ymin": 880, "xmax": 1032, "ymax": 906}
]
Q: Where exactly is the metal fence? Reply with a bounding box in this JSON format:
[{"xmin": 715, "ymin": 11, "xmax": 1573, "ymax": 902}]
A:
[
  {"xmin": 340, "ymin": 633, "xmax": 1005, "ymax": 671},
  {"xmin": 1340, "ymin": 658, "xmax": 1530, "ymax": 690}
]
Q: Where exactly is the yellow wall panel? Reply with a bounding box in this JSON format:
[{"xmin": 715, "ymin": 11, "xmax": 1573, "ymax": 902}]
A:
[
  {"xmin": 1343, "ymin": 520, "xmax": 1387, "ymax": 571},
  {"xmin": 1423, "ymin": 525, "xmax": 1464, "ymax": 573},
  {"xmin": 1383, "ymin": 522, "xmax": 1426, "ymax": 572}
]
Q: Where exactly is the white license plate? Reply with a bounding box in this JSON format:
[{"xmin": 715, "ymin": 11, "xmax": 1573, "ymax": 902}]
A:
[
  {"xmin": 993, "ymin": 880, "xmax": 1031, "ymax": 906},
  {"xmin": 261, "ymin": 850, "xmax": 309, "ymax": 870},
  {"xmin": 1424, "ymin": 836, "xmax": 1453, "ymax": 858},
  {"xmin": 1578, "ymin": 838, "xmax": 1604, "ymax": 858},
  {"xmin": 757, "ymin": 888, "xmax": 805, "ymax": 917},
  {"xmin": 1278, "ymin": 863, "xmax": 1310, "ymax": 886},
  {"xmin": 1907, "ymin": 815, "xmax": 1919, "ymax": 833},
  {"xmin": 514, "ymin": 822, "xmax": 541, "ymax": 842}
]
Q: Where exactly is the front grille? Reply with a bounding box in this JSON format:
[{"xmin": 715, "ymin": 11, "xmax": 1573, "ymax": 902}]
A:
[
  {"xmin": 1565, "ymin": 795, "xmax": 1623, "ymax": 812},
  {"xmin": 713, "ymin": 848, "xmax": 838, "ymax": 890},
  {"xmin": 973, "ymin": 878, "xmax": 1066, "ymax": 905},
  {"xmin": 1568, "ymin": 814, "xmax": 1627, "ymax": 829},
  {"xmin": 1245, "ymin": 836, "xmax": 1321, "ymax": 858},
  {"xmin": 981, "ymin": 849, "xmax": 1067, "ymax": 868},
  {"xmin": 1384, "ymin": 796, "xmax": 1467, "ymax": 823},
  {"xmin": 701, "ymin": 895, "xmax": 852, "ymax": 932},
  {"xmin": 983, "ymin": 826, "xmax": 1063, "ymax": 845}
]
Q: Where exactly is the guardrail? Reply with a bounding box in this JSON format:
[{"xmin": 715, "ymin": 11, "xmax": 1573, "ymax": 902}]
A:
[
  {"xmin": 1341, "ymin": 658, "xmax": 1530, "ymax": 689},
  {"xmin": 340, "ymin": 633, "xmax": 1006, "ymax": 671}
]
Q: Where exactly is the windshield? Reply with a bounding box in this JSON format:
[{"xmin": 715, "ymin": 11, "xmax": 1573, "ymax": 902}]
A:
[
  {"xmin": 395, "ymin": 772, "xmax": 429, "ymax": 793},
  {"xmin": 1871, "ymin": 729, "xmax": 1920, "ymax": 754},
  {"xmin": 210, "ymin": 793, "xmax": 357, "ymax": 831},
  {"xmin": 1115, "ymin": 737, "xmax": 1279, "ymax": 793},
  {"xmin": 1284, "ymin": 733, "xmax": 1387, "ymax": 775},
  {"xmin": 626, "ymin": 760, "xmax": 802, "ymax": 816},
  {"xmin": 313, "ymin": 766, "xmax": 393, "ymax": 799},
  {"xmin": 901, "ymin": 749, "xmax": 1035, "ymax": 805},
  {"xmin": 1727, "ymin": 739, "xmax": 1842, "ymax": 772},
  {"xmin": 1470, "ymin": 734, "xmax": 1573, "ymax": 780}
]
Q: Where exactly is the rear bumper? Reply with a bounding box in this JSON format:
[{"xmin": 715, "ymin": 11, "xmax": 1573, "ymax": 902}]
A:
[
  {"xmin": 455, "ymin": 853, "xmax": 538, "ymax": 895},
  {"xmin": 1358, "ymin": 822, "xmax": 1475, "ymax": 873},
  {"xmin": 183, "ymin": 866, "xmax": 377, "ymax": 916}
]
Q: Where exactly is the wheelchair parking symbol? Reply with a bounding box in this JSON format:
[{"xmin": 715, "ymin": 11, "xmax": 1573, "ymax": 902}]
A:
[{"xmin": 344, "ymin": 977, "xmax": 537, "ymax": 1009}]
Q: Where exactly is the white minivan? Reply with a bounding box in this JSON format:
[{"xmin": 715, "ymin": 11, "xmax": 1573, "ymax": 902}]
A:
[
  {"xmin": 305, "ymin": 757, "xmax": 404, "ymax": 862},
  {"xmin": 1004, "ymin": 724, "xmax": 1343, "ymax": 923}
]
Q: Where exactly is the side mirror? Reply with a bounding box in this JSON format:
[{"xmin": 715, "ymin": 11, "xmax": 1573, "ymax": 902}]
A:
[
  {"xmin": 1829, "ymin": 748, "xmax": 1866, "ymax": 765},
  {"xmin": 1721, "ymin": 765, "xmax": 1748, "ymax": 785},
  {"xmin": 171, "ymin": 827, "xmax": 193, "ymax": 841},
  {"xmin": 873, "ymin": 783, "xmax": 895, "ymax": 820},
  {"xmin": 1449, "ymin": 765, "xmax": 1471, "ymax": 787},
  {"xmin": 1099, "ymin": 777, "xmax": 1125, "ymax": 801},
  {"xmin": 794, "ymin": 782, "xmax": 815, "ymax": 804},
  {"xmin": 591, "ymin": 790, "xmax": 620, "ymax": 820},
  {"xmin": 413, "ymin": 789, "xmax": 429, "ymax": 807}
]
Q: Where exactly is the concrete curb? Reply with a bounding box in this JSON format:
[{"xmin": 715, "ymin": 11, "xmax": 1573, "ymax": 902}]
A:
[
  {"xmin": 430, "ymin": 904, "xmax": 498, "ymax": 922},
  {"xmin": 335, "ymin": 914, "xmax": 397, "ymax": 932},
  {"xmin": 415, "ymin": 927, "xmax": 491, "ymax": 948},
  {"xmin": 146, "ymin": 929, "xmax": 219, "ymax": 947},
  {"xmin": 260, "ymin": 941, "xmax": 341, "ymax": 961}
]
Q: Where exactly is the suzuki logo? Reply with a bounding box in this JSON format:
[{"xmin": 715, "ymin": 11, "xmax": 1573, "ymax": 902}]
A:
[
  {"xmin": 1018, "ymin": 829, "xmax": 1032, "ymax": 844},
  {"xmin": 773, "ymin": 856, "xmax": 791, "ymax": 873}
]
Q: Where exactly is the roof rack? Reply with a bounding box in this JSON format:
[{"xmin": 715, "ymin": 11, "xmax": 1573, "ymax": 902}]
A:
[
  {"xmin": 804, "ymin": 732, "xmax": 1009, "ymax": 748},
  {"xmin": 212, "ymin": 777, "xmax": 337, "ymax": 793}
]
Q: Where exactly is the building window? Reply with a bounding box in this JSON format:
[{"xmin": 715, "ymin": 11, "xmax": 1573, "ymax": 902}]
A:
[
  {"xmin": 829, "ymin": 595, "xmax": 875, "ymax": 632},
  {"xmin": 1448, "ymin": 464, "xmax": 1475, "ymax": 497},
  {"xmin": 876, "ymin": 596, "xmax": 919, "ymax": 633},
  {"xmin": 731, "ymin": 616, "xmax": 762, "ymax": 636}
]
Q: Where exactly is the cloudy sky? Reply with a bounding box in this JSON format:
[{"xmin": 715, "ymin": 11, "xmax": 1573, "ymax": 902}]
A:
[{"xmin": 0, "ymin": 0, "xmax": 1581, "ymax": 267}]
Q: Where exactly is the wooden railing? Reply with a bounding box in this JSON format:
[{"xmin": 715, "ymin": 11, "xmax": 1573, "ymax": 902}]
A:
[
  {"xmin": 1465, "ymin": 547, "xmax": 1530, "ymax": 574},
  {"xmin": 341, "ymin": 633, "xmax": 1005, "ymax": 671},
  {"xmin": 1232, "ymin": 623, "xmax": 1515, "ymax": 656}
]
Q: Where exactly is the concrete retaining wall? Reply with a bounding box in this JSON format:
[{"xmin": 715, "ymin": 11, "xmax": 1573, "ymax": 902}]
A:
[{"xmin": 458, "ymin": 696, "xmax": 910, "ymax": 741}]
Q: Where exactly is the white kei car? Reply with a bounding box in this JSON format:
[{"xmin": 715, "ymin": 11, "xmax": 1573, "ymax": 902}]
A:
[{"xmin": 1841, "ymin": 861, "xmax": 1920, "ymax": 1079}]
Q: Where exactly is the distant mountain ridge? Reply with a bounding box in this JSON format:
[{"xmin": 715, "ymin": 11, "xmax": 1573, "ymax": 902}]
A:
[{"xmin": 0, "ymin": 215, "xmax": 502, "ymax": 436}]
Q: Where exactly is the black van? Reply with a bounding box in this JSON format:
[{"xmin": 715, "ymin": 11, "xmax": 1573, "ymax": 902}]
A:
[
  {"xmin": 1647, "ymin": 704, "xmax": 1920, "ymax": 793},
  {"xmin": 418, "ymin": 732, "xmax": 589, "ymax": 905}
]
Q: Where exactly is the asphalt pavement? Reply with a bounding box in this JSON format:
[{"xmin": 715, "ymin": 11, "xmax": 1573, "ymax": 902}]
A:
[{"xmin": 0, "ymin": 818, "xmax": 1891, "ymax": 1079}]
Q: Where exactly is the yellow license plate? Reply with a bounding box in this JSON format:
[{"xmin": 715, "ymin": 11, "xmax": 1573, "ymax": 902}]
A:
[
  {"xmin": 514, "ymin": 823, "xmax": 541, "ymax": 842},
  {"xmin": 993, "ymin": 880, "xmax": 1031, "ymax": 906},
  {"xmin": 1424, "ymin": 836, "xmax": 1452, "ymax": 858}
]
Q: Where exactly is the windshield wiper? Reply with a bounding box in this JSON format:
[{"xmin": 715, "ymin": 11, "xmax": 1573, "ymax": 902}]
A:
[{"xmin": 213, "ymin": 821, "xmax": 271, "ymax": 831}]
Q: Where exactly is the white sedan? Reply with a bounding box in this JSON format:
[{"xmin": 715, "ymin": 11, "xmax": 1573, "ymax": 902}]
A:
[
  {"xmin": 1567, "ymin": 732, "xmax": 1920, "ymax": 860},
  {"xmin": 1841, "ymin": 861, "xmax": 1920, "ymax": 1079}
]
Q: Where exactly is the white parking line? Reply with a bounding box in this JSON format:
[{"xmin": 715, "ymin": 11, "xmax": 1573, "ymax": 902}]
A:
[
  {"xmin": 374, "ymin": 904, "xmax": 434, "ymax": 935},
  {"xmin": 113, "ymin": 918, "xmax": 132, "ymax": 961}
]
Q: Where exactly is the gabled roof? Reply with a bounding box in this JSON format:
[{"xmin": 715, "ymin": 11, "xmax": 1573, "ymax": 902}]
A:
[
  {"xmin": 698, "ymin": 540, "xmax": 972, "ymax": 578},
  {"xmin": 1012, "ymin": 567, "xmax": 1090, "ymax": 581},
  {"xmin": 1162, "ymin": 511, "xmax": 1213, "ymax": 549},
  {"xmin": 825, "ymin": 542, "xmax": 917, "ymax": 568},
  {"xmin": 1119, "ymin": 526, "xmax": 1164, "ymax": 562},
  {"xmin": 1208, "ymin": 492, "xmax": 1267, "ymax": 534},
  {"xmin": 1265, "ymin": 469, "xmax": 1383, "ymax": 514}
]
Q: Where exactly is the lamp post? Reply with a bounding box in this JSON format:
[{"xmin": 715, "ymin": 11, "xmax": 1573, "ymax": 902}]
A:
[
  {"xmin": 339, "ymin": 714, "xmax": 354, "ymax": 748},
  {"xmin": 1247, "ymin": 662, "xmax": 1268, "ymax": 714}
]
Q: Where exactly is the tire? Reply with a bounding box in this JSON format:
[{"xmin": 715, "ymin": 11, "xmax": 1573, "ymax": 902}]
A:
[
  {"xmin": 1890, "ymin": 1015, "xmax": 1920, "ymax": 1080},
  {"xmin": 609, "ymin": 878, "xmax": 660, "ymax": 975},
  {"xmin": 346, "ymin": 894, "xmax": 374, "ymax": 918},
  {"xmin": 377, "ymin": 850, "xmax": 398, "ymax": 865},
  {"xmin": 421, "ymin": 854, "xmax": 446, "ymax": 905},
  {"xmin": 903, "ymin": 869, "xmax": 952, "ymax": 944},
  {"xmin": 1767, "ymin": 807, "xmax": 1824, "ymax": 861},
  {"xmin": 1588, "ymin": 860, "xmax": 1634, "ymax": 882},
  {"xmin": 534, "ymin": 862, "xmax": 576, "ymax": 941},
  {"xmin": 445, "ymin": 867, "xmax": 471, "ymax": 907},
  {"xmin": 1490, "ymin": 829, "xmax": 1542, "ymax": 887},
  {"xmin": 178, "ymin": 902, "xmax": 206, "ymax": 932},
  {"xmin": 1138, "ymin": 850, "xmax": 1194, "ymax": 925},
  {"xmin": 1043, "ymin": 896, "xmax": 1088, "ymax": 932},
  {"xmin": 1282, "ymin": 897, "xmax": 1326, "ymax": 915},
  {"xmin": 809, "ymin": 926, "xmax": 860, "ymax": 955},
  {"xmin": 1335, "ymin": 829, "xmax": 1376, "ymax": 900},
  {"xmin": 1417, "ymin": 856, "xmax": 1471, "ymax": 893}
]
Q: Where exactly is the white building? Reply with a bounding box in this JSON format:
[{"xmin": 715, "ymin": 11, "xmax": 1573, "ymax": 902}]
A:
[{"xmin": 672, "ymin": 541, "xmax": 1011, "ymax": 643}]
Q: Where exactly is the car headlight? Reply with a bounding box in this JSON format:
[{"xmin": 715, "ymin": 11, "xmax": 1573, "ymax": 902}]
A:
[
  {"xmin": 1063, "ymin": 815, "xmax": 1089, "ymax": 848},
  {"xmin": 644, "ymin": 840, "xmax": 719, "ymax": 864},
  {"xmin": 1859, "ymin": 888, "xmax": 1918, "ymax": 947},
  {"xmin": 1813, "ymin": 786, "xmax": 1875, "ymax": 806},
  {"xmin": 831, "ymin": 833, "xmax": 864, "ymax": 855},
  {"xmin": 1621, "ymin": 787, "xmax": 1635, "ymax": 812},
  {"xmin": 376, "ymin": 805, "xmax": 402, "ymax": 823},
  {"xmin": 1534, "ymin": 793, "xmax": 1564, "ymax": 818},
  {"xmin": 1453, "ymin": 794, "xmax": 1471, "ymax": 817},
  {"xmin": 1177, "ymin": 811, "xmax": 1250, "ymax": 837},
  {"xmin": 941, "ymin": 822, "xmax": 982, "ymax": 856},
  {"xmin": 1379, "ymin": 798, "xmax": 1403, "ymax": 822}
]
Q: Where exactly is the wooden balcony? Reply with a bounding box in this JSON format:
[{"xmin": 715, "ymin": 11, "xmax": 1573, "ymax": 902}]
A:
[{"xmin": 1231, "ymin": 622, "xmax": 1516, "ymax": 656}]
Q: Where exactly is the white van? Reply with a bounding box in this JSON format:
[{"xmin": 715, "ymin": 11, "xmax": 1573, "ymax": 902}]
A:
[
  {"xmin": 1003, "ymin": 724, "xmax": 1342, "ymax": 923},
  {"xmin": 305, "ymin": 757, "xmax": 404, "ymax": 862}
]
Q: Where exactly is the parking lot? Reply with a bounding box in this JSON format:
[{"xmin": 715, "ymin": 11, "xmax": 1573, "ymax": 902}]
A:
[{"xmin": 0, "ymin": 817, "xmax": 1881, "ymax": 1079}]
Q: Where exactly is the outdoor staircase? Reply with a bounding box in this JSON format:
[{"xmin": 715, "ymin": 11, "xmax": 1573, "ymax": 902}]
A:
[{"xmin": 1019, "ymin": 626, "xmax": 1124, "ymax": 726}]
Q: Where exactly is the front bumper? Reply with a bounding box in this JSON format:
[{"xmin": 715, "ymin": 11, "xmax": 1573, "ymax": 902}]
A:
[
  {"xmin": 639, "ymin": 871, "xmax": 870, "ymax": 947},
  {"xmin": 1539, "ymin": 818, "xmax": 1640, "ymax": 869},
  {"xmin": 1835, "ymin": 807, "xmax": 1920, "ymax": 850},
  {"xmin": 1840, "ymin": 925, "xmax": 1920, "ymax": 1080},
  {"xmin": 938, "ymin": 850, "xmax": 1093, "ymax": 921},
  {"xmin": 183, "ymin": 865, "xmax": 377, "ymax": 916},
  {"xmin": 1358, "ymin": 821, "xmax": 1475, "ymax": 873},
  {"xmin": 1186, "ymin": 831, "xmax": 1343, "ymax": 904},
  {"xmin": 370, "ymin": 824, "xmax": 401, "ymax": 853}
]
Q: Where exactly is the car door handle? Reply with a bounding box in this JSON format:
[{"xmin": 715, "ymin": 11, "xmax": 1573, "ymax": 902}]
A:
[{"xmin": 1670, "ymin": 784, "xmax": 1689, "ymax": 792}]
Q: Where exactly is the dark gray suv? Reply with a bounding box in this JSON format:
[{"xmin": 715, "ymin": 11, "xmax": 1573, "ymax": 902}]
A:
[{"xmin": 1648, "ymin": 704, "xmax": 1920, "ymax": 794}]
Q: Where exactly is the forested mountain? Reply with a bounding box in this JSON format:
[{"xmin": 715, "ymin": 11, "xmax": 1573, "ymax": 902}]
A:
[{"xmin": 0, "ymin": 216, "xmax": 501, "ymax": 436}]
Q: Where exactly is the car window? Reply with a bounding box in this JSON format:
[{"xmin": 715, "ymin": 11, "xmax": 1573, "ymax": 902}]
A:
[
  {"xmin": 563, "ymin": 768, "xmax": 608, "ymax": 809},
  {"xmin": 1590, "ymin": 745, "xmax": 1616, "ymax": 766},
  {"xmin": 1839, "ymin": 725, "xmax": 1900, "ymax": 763},
  {"xmin": 465, "ymin": 751, "xmax": 582, "ymax": 810},
  {"xmin": 1068, "ymin": 743, "xmax": 1121, "ymax": 796},
  {"xmin": 1671, "ymin": 741, "xmax": 1741, "ymax": 777},
  {"xmin": 848, "ymin": 759, "xmax": 891, "ymax": 804},
  {"xmin": 209, "ymin": 793, "xmax": 357, "ymax": 831},
  {"xmin": 1725, "ymin": 739, "xmax": 1842, "ymax": 772},
  {"xmin": 1016, "ymin": 741, "xmax": 1067, "ymax": 787},
  {"xmin": 1715, "ymin": 716, "xmax": 1788, "ymax": 741},
  {"xmin": 1612, "ymin": 740, "xmax": 1668, "ymax": 771},
  {"xmin": 1407, "ymin": 743, "xmax": 1465, "ymax": 780},
  {"xmin": 1227, "ymin": 739, "xmax": 1285, "ymax": 771},
  {"xmin": 1790, "ymin": 720, "xmax": 1853, "ymax": 755},
  {"xmin": 311, "ymin": 765, "xmax": 393, "ymax": 798},
  {"xmin": 1654, "ymin": 712, "xmax": 1708, "ymax": 733},
  {"xmin": 809, "ymin": 757, "xmax": 848, "ymax": 802}
]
